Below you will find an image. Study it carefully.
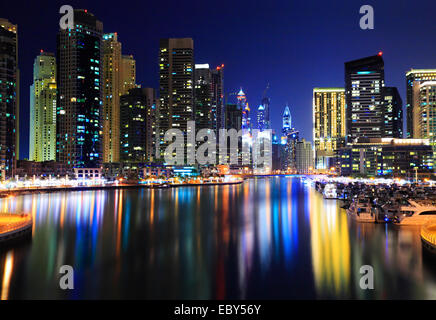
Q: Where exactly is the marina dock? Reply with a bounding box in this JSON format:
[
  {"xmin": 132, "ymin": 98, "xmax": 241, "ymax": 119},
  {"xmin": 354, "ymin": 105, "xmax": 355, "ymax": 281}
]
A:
[
  {"xmin": 0, "ymin": 214, "xmax": 33, "ymax": 245},
  {"xmin": 421, "ymin": 223, "xmax": 436, "ymax": 254}
]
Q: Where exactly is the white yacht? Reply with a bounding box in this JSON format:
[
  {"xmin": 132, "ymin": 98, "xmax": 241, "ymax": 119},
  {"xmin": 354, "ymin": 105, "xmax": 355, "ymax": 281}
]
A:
[
  {"xmin": 323, "ymin": 183, "xmax": 337, "ymax": 199},
  {"xmin": 393, "ymin": 200, "xmax": 436, "ymax": 226},
  {"xmin": 347, "ymin": 197, "xmax": 375, "ymax": 223}
]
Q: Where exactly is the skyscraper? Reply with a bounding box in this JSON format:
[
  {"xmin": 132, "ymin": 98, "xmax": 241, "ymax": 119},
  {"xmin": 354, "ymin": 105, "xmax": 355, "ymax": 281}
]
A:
[
  {"xmin": 56, "ymin": 9, "xmax": 103, "ymax": 169},
  {"xmin": 281, "ymin": 105, "xmax": 299, "ymax": 172},
  {"xmin": 211, "ymin": 65, "xmax": 224, "ymax": 132},
  {"xmin": 345, "ymin": 53, "xmax": 385, "ymax": 142},
  {"xmin": 313, "ymin": 88, "xmax": 346, "ymax": 170},
  {"xmin": 260, "ymin": 83, "xmax": 271, "ymax": 130},
  {"xmin": 257, "ymin": 104, "xmax": 266, "ymax": 131},
  {"xmin": 29, "ymin": 52, "xmax": 57, "ymax": 162},
  {"xmin": 238, "ymin": 88, "xmax": 250, "ymax": 131},
  {"xmin": 119, "ymin": 54, "xmax": 136, "ymax": 95},
  {"xmin": 0, "ymin": 18, "xmax": 18, "ymax": 178},
  {"xmin": 417, "ymin": 81, "xmax": 436, "ymax": 144},
  {"xmin": 102, "ymin": 32, "xmax": 121, "ymax": 163},
  {"xmin": 158, "ymin": 38, "xmax": 194, "ymax": 159},
  {"xmin": 381, "ymin": 87, "xmax": 403, "ymax": 138},
  {"xmin": 194, "ymin": 64, "xmax": 212, "ymax": 131},
  {"xmin": 223, "ymin": 103, "xmax": 242, "ymax": 165},
  {"xmin": 282, "ymin": 104, "xmax": 291, "ymax": 135},
  {"xmin": 120, "ymin": 88, "xmax": 156, "ymax": 163},
  {"xmin": 406, "ymin": 69, "xmax": 436, "ymax": 138},
  {"xmin": 296, "ymin": 139, "xmax": 314, "ymax": 174}
]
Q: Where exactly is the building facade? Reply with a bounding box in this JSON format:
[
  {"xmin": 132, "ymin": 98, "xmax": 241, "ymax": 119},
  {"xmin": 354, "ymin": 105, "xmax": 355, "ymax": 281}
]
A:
[
  {"xmin": 282, "ymin": 104, "xmax": 291, "ymax": 135},
  {"xmin": 29, "ymin": 52, "xmax": 57, "ymax": 162},
  {"xmin": 406, "ymin": 69, "xmax": 436, "ymax": 138},
  {"xmin": 120, "ymin": 54, "xmax": 136, "ymax": 95},
  {"xmin": 338, "ymin": 138, "xmax": 433, "ymax": 179},
  {"xmin": 56, "ymin": 10, "xmax": 103, "ymax": 168},
  {"xmin": 417, "ymin": 81, "xmax": 436, "ymax": 156},
  {"xmin": 158, "ymin": 38, "xmax": 194, "ymax": 159},
  {"xmin": 381, "ymin": 86, "xmax": 403, "ymax": 138},
  {"xmin": 194, "ymin": 64, "xmax": 212, "ymax": 131},
  {"xmin": 296, "ymin": 139, "xmax": 314, "ymax": 174},
  {"xmin": 211, "ymin": 65, "xmax": 224, "ymax": 132},
  {"xmin": 0, "ymin": 18, "xmax": 19, "ymax": 178},
  {"xmin": 313, "ymin": 88, "xmax": 346, "ymax": 170},
  {"xmin": 102, "ymin": 32, "xmax": 121, "ymax": 163},
  {"xmin": 345, "ymin": 54, "xmax": 385, "ymax": 142},
  {"xmin": 120, "ymin": 88, "xmax": 156, "ymax": 164}
]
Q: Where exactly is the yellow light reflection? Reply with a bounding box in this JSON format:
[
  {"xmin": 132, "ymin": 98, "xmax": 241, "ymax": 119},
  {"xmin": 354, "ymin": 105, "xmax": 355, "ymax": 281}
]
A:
[
  {"xmin": 1, "ymin": 251, "xmax": 14, "ymax": 300},
  {"xmin": 309, "ymin": 188, "xmax": 351, "ymax": 298}
]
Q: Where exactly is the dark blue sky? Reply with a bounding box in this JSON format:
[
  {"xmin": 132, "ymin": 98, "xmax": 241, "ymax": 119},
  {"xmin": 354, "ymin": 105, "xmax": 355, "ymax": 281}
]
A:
[{"xmin": 2, "ymin": 0, "xmax": 436, "ymax": 159}]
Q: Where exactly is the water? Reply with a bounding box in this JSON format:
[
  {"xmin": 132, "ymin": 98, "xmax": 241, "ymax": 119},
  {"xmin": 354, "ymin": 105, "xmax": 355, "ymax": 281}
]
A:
[{"xmin": 0, "ymin": 177, "xmax": 435, "ymax": 299}]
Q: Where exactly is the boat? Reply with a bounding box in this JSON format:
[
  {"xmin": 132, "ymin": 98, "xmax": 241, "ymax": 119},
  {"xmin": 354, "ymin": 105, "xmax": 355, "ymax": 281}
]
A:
[
  {"xmin": 393, "ymin": 199, "xmax": 436, "ymax": 226},
  {"xmin": 323, "ymin": 183, "xmax": 337, "ymax": 199},
  {"xmin": 347, "ymin": 197, "xmax": 375, "ymax": 223}
]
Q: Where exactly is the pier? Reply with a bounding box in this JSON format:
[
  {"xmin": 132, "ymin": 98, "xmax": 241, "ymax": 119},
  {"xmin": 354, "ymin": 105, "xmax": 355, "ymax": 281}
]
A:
[
  {"xmin": 0, "ymin": 214, "xmax": 33, "ymax": 245},
  {"xmin": 421, "ymin": 223, "xmax": 436, "ymax": 254}
]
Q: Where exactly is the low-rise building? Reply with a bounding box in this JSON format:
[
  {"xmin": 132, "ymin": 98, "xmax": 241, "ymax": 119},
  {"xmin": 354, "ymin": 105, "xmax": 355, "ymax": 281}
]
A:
[{"xmin": 337, "ymin": 138, "xmax": 433, "ymax": 179}]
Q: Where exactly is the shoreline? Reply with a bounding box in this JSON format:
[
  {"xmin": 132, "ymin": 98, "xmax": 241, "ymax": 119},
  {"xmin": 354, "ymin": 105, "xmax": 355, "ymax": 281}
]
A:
[{"xmin": 0, "ymin": 179, "xmax": 244, "ymax": 197}]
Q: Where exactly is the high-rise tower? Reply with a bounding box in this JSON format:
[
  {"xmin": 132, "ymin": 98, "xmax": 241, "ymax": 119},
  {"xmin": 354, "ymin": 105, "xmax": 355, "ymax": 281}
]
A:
[
  {"xmin": 120, "ymin": 54, "xmax": 136, "ymax": 95},
  {"xmin": 102, "ymin": 32, "xmax": 121, "ymax": 163},
  {"xmin": 56, "ymin": 9, "xmax": 103, "ymax": 168},
  {"xmin": 194, "ymin": 64, "xmax": 212, "ymax": 131},
  {"xmin": 406, "ymin": 69, "xmax": 436, "ymax": 138},
  {"xmin": 313, "ymin": 88, "xmax": 346, "ymax": 169},
  {"xmin": 29, "ymin": 52, "xmax": 57, "ymax": 162},
  {"xmin": 345, "ymin": 54, "xmax": 385, "ymax": 142},
  {"xmin": 238, "ymin": 88, "xmax": 250, "ymax": 131},
  {"xmin": 120, "ymin": 88, "xmax": 156, "ymax": 163},
  {"xmin": 257, "ymin": 104, "xmax": 266, "ymax": 131},
  {"xmin": 0, "ymin": 18, "xmax": 18, "ymax": 178},
  {"xmin": 158, "ymin": 38, "xmax": 194, "ymax": 159},
  {"xmin": 211, "ymin": 65, "xmax": 224, "ymax": 132},
  {"xmin": 381, "ymin": 87, "xmax": 403, "ymax": 138},
  {"xmin": 282, "ymin": 104, "xmax": 291, "ymax": 135}
]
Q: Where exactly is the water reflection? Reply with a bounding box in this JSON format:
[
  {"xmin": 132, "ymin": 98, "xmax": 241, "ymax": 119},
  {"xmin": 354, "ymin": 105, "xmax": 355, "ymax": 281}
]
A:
[{"xmin": 0, "ymin": 177, "xmax": 435, "ymax": 299}]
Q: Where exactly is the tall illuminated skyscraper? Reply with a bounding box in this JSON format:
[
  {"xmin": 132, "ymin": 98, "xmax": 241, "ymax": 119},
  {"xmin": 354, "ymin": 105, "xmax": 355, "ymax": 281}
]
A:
[
  {"xmin": 56, "ymin": 9, "xmax": 103, "ymax": 168},
  {"xmin": 194, "ymin": 64, "xmax": 212, "ymax": 131},
  {"xmin": 158, "ymin": 38, "xmax": 194, "ymax": 159},
  {"xmin": 313, "ymin": 88, "xmax": 346, "ymax": 169},
  {"xmin": 257, "ymin": 104, "xmax": 266, "ymax": 131},
  {"xmin": 406, "ymin": 69, "xmax": 436, "ymax": 138},
  {"xmin": 381, "ymin": 87, "xmax": 403, "ymax": 138},
  {"xmin": 282, "ymin": 104, "xmax": 291, "ymax": 135},
  {"xmin": 417, "ymin": 82, "xmax": 436, "ymax": 145},
  {"xmin": 120, "ymin": 88, "xmax": 156, "ymax": 163},
  {"xmin": 211, "ymin": 65, "xmax": 224, "ymax": 131},
  {"xmin": 238, "ymin": 88, "xmax": 250, "ymax": 131},
  {"xmin": 261, "ymin": 96, "xmax": 270, "ymax": 130},
  {"xmin": 29, "ymin": 52, "xmax": 57, "ymax": 162},
  {"xmin": 0, "ymin": 18, "xmax": 18, "ymax": 178},
  {"xmin": 120, "ymin": 54, "xmax": 136, "ymax": 95},
  {"xmin": 345, "ymin": 53, "xmax": 385, "ymax": 142},
  {"xmin": 102, "ymin": 32, "xmax": 121, "ymax": 163}
]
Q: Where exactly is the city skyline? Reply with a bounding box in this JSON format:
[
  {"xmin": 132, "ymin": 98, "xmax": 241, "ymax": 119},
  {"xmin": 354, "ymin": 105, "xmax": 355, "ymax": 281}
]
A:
[{"xmin": 2, "ymin": 1, "xmax": 436, "ymax": 160}]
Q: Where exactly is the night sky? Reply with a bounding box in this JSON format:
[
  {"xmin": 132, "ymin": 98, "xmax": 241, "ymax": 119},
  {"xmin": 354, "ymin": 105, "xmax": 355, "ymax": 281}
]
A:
[{"xmin": 1, "ymin": 0, "xmax": 436, "ymax": 160}]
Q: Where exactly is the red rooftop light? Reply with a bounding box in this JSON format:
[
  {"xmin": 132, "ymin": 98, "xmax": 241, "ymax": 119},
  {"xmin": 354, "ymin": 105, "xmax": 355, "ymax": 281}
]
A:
[{"xmin": 378, "ymin": 51, "xmax": 383, "ymax": 56}]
